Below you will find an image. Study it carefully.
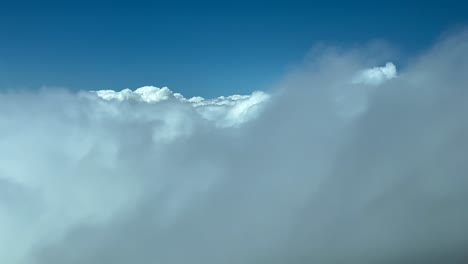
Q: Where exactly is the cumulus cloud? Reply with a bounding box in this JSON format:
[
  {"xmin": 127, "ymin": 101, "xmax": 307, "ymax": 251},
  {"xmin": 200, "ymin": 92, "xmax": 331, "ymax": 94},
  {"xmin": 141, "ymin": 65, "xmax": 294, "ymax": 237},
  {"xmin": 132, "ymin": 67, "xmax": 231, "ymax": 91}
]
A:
[
  {"xmin": 1, "ymin": 31, "xmax": 468, "ymax": 264},
  {"xmin": 353, "ymin": 62, "xmax": 397, "ymax": 85},
  {"xmin": 92, "ymin": 86, "xmax": 270, "ymax": 127}
]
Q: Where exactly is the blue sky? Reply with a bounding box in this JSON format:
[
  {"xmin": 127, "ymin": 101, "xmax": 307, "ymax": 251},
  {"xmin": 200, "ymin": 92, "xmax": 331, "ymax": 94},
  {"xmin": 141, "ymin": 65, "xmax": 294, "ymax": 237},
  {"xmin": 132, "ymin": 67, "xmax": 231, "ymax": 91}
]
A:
[{"xmin": 0, "ymin": 0, "xmax": 466, "ymax": 97}]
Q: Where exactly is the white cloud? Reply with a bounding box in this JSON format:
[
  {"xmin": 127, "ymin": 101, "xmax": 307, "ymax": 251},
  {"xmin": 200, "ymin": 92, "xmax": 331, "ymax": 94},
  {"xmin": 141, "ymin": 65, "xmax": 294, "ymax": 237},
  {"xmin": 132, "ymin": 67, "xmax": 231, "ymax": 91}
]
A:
[
  {"xmin": 353, "ymin": 62, "xmax": 397, "ymax": 85},
  {"xmin": 90, "ymin": 61, "xmax": 395, "ymax": 128},
  {"xmin": 1, "ymin": 31, "xmax": 468, "ymax": 264},
  {"xmin": 92, "ymin": 86, "xmax": 270, "ymax": 128},
  {"xmin": 95, "ymin": 86, "xmax": 174, "ymax": 102}
]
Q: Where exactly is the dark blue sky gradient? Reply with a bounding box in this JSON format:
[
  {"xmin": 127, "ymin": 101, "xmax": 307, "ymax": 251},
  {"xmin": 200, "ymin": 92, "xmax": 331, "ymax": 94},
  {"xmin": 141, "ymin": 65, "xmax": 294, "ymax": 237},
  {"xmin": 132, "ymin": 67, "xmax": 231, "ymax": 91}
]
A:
[{"xmin": 0, "ymin": 0, "xmax": 466, "ymax": 97}]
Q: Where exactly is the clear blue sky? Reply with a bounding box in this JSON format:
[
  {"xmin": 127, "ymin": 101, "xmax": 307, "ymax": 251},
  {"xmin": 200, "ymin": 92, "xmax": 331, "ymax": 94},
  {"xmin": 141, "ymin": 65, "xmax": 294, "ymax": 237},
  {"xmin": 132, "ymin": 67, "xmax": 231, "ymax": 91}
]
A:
[{"xmin": 0, "ymin": 0, "xmax": 466, "ymax": 97}]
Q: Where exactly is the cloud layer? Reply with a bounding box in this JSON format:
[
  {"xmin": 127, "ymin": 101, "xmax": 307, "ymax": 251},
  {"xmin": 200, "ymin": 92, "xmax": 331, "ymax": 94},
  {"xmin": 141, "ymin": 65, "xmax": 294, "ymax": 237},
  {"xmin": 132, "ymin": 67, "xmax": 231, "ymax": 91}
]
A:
[
  {"xmin": 1, "ymin": 31, "xmax": 468, "ymax": 264},
  {"xmin": 93, "ymin": 86, "xmax": 270, "ymax": 127}
]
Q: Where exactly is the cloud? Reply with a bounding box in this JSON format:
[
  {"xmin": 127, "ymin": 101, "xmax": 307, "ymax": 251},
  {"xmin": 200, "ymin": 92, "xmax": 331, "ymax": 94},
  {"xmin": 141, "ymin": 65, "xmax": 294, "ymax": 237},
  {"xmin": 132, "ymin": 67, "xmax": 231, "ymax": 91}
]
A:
[
  {"xmin": 353, "ymin": 62, "xmax": 397, "ymax": 85},
  {"xmin": 1, "ymin": 31, "xmax": 468, "ymax": 264},
  {"xmin": 92, "ymin": 86, "xmax": 270, "ymax": 127}
]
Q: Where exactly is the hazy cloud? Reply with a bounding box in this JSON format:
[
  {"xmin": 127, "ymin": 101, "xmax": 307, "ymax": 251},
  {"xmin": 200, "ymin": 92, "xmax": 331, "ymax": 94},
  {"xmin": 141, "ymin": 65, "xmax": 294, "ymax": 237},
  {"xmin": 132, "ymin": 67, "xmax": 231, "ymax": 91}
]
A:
[
  {"xmin": 1, "ymin": 31, "xmax": 468, "ymax": 264},
  {"xmin": 353, "ymin": 62, "xmax": 397, "ymax": 85}
]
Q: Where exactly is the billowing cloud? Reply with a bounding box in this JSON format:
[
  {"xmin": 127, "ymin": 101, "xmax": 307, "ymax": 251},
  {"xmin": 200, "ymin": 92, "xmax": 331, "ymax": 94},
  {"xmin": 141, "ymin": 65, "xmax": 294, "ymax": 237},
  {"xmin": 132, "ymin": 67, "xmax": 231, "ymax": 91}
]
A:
[
  {"xmin": 353, "ymin": 62, "xmax": 397, "ymax": 85},
  {"xmin": 92, "ymin": 86, "xmax": 270, "ymax": 127},
  {"xmin": 1, "ymin": 31, "xmax": 468, "ymax": 264}
]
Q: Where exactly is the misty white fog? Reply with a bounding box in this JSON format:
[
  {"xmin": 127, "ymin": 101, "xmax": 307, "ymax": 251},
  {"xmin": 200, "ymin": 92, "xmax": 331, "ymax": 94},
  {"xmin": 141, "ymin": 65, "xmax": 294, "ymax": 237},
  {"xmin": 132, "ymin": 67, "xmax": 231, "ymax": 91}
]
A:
[{"xmin": 1, "ymin": 31, "xmax": 468, "ymax": 264}]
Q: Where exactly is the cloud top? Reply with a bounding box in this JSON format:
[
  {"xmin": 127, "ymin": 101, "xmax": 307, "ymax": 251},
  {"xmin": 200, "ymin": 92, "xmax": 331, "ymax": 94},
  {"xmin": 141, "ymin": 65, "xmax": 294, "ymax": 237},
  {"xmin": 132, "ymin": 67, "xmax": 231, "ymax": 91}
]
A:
[
  {"xmin": 353, "ymin": 62, "xmax": 397, "ymax": 85},
  {"xmin": 92, "ymin": 86, "xmax": 270, "ymax": 127}
]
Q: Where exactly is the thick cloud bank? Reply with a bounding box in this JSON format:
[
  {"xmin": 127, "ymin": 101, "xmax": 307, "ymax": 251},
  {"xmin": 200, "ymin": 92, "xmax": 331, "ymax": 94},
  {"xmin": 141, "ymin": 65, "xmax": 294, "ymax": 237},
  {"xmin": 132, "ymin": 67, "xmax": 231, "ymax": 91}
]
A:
[{"xmin": 1, "ymin": 31, "xmax": 468, "ymax": 264}]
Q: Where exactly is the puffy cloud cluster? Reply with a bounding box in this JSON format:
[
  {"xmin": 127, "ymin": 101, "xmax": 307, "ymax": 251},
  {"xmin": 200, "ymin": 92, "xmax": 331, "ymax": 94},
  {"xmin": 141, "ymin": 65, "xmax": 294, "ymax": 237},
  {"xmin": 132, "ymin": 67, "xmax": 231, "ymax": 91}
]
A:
[
  {"xmin": 1, "ymin": 31, "xmax": 468, "ymax": 264},
  {"xmin": 93, "ymin": 86, "xmax": 270, "ymax": 127},
  {"xmin": 353, "ymin": 62, "xmax": 397, "ymax": 85}
]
